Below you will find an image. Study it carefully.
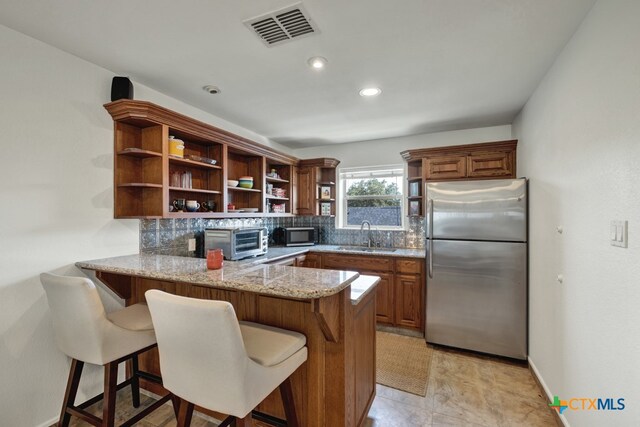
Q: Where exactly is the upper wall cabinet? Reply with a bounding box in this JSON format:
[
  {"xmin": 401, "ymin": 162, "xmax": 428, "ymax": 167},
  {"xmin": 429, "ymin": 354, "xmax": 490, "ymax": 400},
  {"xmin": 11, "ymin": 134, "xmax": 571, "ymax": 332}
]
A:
[
  {"xmin": 400, "ymin": 140, "xmax": 517, "ymax": 217},
  {"xmin": 105, "ymin": 100, "xmax": 297, "ymax": 219},
  {"xmin": 296, "ymin": 158, "xmax": 340, "ymax": 216}
]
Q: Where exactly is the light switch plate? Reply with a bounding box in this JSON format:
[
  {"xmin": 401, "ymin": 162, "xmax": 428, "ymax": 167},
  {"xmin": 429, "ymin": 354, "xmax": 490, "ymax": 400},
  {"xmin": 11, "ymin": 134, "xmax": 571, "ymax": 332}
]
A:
[{"xmin": 610, "ymin": 220, "xmax": 628, "ymax": 248}]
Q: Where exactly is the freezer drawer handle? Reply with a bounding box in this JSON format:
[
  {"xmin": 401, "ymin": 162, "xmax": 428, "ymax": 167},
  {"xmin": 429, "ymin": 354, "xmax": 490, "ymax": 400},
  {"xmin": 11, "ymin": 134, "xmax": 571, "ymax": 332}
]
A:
[{"xmin": 428, "ymin": 199, "xmax": 434, "ymax": 279}]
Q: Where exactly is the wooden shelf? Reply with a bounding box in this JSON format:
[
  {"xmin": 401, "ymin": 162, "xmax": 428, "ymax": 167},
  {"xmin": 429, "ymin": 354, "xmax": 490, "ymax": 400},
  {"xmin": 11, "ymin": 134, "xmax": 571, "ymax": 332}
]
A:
[
  {"xmin": 117, "ymin": 215, "xmax": 163, "ymax": 219},
  {"xmin": 168, "ymin": 186, "xmax": 221, "ymax": 195},
  {"xmin": 117, "ymin": 183, "xmax": 162, "ymax": 188},
  {"xmin": 166, "ymin": 211, "xmax": 224, "ymax": 218},
  {"xmin": 228, "ymin": 186, "xmax": 261, "ymax": 193},
  {"xmin": 408, "ymin": 196, "xmax": 423, "ymax": 200},
  {"xmin": 318, "ymin": 199, "xmax": 336, "ymax": 202},
  {"xmin": 169, "ymin": 156, "xmax": 222, "ymax": 170},
  {"xmin": 407, "ymin": 176, "xmax": 422, "ymax": 181},
  {"xmin": 117, "ymin": 148, "xmax": 162, "ymax": 158},
  {"xmin": 107, "ymin": 100, "xmax": 307, "ymax": 219},
  {"xmin": 266, "ymin": 176, "xmax": 289, "ymax": 183},
  {"xmin": 317, "ymin": 181, "xmax": 336, "ymax": 186}
]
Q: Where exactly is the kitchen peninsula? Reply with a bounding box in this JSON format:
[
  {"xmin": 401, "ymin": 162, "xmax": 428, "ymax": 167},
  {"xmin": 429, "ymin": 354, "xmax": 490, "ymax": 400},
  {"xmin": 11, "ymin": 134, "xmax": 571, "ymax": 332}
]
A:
[{"xmin": 76, "ymin": 254, "xmax": 379, "ymax": 427}]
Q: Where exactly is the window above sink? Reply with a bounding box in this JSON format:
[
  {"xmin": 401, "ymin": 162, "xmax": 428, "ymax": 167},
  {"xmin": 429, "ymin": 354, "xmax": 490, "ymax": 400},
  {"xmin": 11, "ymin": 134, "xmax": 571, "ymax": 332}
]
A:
[{"xmin": 337, "ymin": 165, "xmax": 406, "ymax": 231}]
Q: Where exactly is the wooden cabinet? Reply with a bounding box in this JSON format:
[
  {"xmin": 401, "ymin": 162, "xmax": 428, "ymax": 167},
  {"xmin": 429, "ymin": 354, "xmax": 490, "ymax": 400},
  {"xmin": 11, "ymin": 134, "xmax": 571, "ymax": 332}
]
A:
[
  {"xmin": 265, "ymin": 253, "xmax": 317, "ymax": 267},
  {"xmin": 105, "ymin": 100, "xmax": 300, "ymax": 219},
  {"xmin": 323, "ymin": 253, "xmax": 392, "ymax": 272},
  {"xmin": 393, "ymin": 258, "xmax": 424, "ymax": 330},
  {"xmin": 401, "ymin": 140, "xmax": 517, "ymax": 217},
  {"xmin": 370, "ymin": 272, "xmax": 393, "ymax": 324},
  {"xmin": 467, "ymin": 152, "xmax": 513, "ymax": 178},
  {"xmin": 394, "ymin": 274, "xmax": 422, "ymax": 330},
  {"xmin": 298, "ymin": 252, "xmax": 321, "ymax": 268},
  {"xmin": 296, "ymin": 158, "xmax": 340, "ymax": 216},
  {"xmin": 295, "ymin": 166, "xmax": 315, "ymax": 215},
  {"xmin": 425, "ymin": 155, "xmax": 467, "ymax": 180},
  {"xmin": 318, "ymin": 252, "xmax": 424, "ymax": 332},
  {"xmin": 351, "ymin": 288, "xmax": 377, "ymax": 427}
]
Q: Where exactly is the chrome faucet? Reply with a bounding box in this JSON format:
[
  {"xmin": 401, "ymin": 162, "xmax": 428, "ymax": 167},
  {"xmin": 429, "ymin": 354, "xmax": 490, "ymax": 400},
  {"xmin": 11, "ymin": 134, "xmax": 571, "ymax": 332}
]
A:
[{"xmin": 360, "ymin": 220, "xmax": 372, "ymax": 248}]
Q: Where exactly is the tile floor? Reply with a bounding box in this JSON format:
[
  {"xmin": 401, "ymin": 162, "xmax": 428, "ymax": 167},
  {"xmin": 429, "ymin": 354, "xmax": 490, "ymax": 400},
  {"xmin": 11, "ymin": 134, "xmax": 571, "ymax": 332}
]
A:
[{"xmin": 64, "ymin": 344, "xmax": 557, "ymax": 427}]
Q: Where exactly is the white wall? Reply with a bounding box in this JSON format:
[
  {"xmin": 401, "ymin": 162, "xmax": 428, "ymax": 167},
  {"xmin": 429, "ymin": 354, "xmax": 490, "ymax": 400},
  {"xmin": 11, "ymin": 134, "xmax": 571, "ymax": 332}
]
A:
[
  {"xmin": 292, "ymin": 125, "xmax": 512, "ymax": 169},
  {"xmin": 0, "ymin": 24, "xmax": 287, "ymax": 427},
  {"xmin": 513, "ymin": 1, "xmax": 640, "ymax": 425}
]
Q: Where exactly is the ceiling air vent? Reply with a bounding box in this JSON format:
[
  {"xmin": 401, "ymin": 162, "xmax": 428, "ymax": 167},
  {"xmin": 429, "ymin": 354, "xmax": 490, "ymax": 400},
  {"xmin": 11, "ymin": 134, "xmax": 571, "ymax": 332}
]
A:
[{"xmin": 244, "ymin": 3, "xmax": 318, "ymax": 47}]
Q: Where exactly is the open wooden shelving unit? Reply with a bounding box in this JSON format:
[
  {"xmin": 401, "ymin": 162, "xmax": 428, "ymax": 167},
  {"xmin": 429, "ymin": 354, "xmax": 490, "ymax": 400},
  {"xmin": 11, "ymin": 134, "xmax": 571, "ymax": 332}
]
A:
[{"xmin": 106, "ymin": 100, "xmax": 299, "ymax": 219}]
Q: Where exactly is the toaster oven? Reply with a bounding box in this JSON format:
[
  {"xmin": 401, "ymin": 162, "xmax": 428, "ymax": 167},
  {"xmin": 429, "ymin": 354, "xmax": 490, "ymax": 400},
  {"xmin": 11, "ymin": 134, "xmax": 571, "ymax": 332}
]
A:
[{"xmin": 204, "ymin": 227, "xmax": 268, "ymax": 260}]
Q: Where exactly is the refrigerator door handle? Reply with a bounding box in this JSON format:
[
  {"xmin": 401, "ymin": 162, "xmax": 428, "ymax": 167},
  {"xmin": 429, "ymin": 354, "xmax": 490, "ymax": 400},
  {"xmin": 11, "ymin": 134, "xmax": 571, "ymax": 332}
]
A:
[{"xmin": 428, "ymin": 199, "xmax": 434, "ymax": 278}]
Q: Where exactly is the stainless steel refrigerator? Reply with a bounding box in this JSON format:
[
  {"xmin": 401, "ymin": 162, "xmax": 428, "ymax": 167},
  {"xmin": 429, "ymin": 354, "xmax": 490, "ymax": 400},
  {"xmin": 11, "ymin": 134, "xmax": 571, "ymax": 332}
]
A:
[{"xmin": 425, "ymin": 178, "xmax": 527, "ymax": 360}]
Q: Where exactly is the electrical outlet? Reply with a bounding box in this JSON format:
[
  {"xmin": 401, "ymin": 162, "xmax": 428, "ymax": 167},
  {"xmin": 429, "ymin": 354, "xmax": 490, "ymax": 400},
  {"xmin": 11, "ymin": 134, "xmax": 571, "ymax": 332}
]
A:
[{"xmin": 188, "ymin": 238, "xmax": 196, "ymax": 252}]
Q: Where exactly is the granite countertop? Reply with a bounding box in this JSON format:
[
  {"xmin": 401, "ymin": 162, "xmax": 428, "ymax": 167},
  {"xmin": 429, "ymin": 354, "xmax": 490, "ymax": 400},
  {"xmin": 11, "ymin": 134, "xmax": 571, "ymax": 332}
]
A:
[
  {"xmin": 349, "ymin": 275, "xmax": 380, "ymax": 305},
  {"xmin": 308, "ymin": 245, "xmax": 425, "ymax": 258},
  {"xmin": 77, "ymin": 254, "xmax": 359, "ymax": 300},
  {"xmin": 238, "ymin": 245, "xmax": 425, "ymax": 265}
]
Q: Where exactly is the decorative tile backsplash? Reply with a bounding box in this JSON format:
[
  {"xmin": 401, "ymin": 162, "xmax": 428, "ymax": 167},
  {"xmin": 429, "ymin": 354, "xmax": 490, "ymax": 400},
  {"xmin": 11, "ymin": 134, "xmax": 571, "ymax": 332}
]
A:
[{"xmin": 139, "ymin": 216, "xmax": 425, "ymax": 257}]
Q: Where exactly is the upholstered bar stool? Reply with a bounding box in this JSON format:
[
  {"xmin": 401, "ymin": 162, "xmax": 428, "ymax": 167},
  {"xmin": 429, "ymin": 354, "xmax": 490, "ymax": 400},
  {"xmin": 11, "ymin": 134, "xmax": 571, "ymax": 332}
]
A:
[
  {"xmin": 145, "ymin": 290, "xmax": 308, "ymax": 427},
  {"xmin": 40, "ymin": 272, "xmax": 172, "ymax": 427}
]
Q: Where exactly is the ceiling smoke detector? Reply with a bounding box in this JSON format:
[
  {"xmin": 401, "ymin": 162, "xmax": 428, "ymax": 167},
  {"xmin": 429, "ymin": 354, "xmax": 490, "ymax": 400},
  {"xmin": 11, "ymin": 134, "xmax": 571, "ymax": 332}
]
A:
[
  {"xmin": 203, "ymin": 85, "xmax": 221, "ymax": 94},
  {"xmin": 244, "ymin": 3, "xmax": 318, "ymax": 47}
]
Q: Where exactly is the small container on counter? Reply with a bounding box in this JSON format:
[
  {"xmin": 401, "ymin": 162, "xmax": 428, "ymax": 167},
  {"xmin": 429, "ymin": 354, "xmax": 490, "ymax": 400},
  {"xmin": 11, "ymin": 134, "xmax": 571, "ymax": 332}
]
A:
[{"xmin": 207, "ymin": 249, "xmax": 224, "ymax": 270}]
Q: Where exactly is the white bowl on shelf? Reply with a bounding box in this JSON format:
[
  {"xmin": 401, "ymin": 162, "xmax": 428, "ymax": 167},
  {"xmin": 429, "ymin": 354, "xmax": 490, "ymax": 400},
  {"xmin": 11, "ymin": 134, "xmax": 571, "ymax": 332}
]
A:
[{"xmin": 227, "ymin": 180, "xmax": 239, "ymax": 187}]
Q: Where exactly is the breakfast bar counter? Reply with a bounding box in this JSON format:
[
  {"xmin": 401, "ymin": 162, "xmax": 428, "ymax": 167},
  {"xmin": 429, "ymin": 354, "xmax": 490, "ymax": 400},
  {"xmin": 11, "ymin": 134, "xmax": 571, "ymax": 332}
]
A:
[{"xmin": 77, "ymin": 254, "xmax": 378, "ymax": 427}]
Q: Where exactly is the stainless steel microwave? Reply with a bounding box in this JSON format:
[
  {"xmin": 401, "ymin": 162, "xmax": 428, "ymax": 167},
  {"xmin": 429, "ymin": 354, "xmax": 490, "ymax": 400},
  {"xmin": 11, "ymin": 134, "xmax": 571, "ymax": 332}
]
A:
[
  {"xmin": 204, "ymin": 227, "xmax": 268, "ymax": 260},
  {"xmin": 273, "ymin": 227, "xmax": 318, "ymax": 247}
]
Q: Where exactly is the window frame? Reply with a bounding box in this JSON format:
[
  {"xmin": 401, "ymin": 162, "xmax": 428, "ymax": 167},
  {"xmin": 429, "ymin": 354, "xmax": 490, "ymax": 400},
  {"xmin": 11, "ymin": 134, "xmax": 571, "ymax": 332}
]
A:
[{"xmin": 337, "ymin": 164, "xmax": 406, "ymax": 230}]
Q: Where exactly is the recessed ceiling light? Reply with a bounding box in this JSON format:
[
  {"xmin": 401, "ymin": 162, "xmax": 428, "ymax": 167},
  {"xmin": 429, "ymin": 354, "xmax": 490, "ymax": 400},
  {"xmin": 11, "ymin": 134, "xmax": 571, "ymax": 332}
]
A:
[
  {"xmin": 202, "ymin": 85, "xmax": 221, "ymax": 94},
  {"xmin": 359, "ymin": 87, "xmax": 382, "ymax": 97},
  {"xmin": 307, "ymin": 56, "xmax": 328, "ymax": 70}
]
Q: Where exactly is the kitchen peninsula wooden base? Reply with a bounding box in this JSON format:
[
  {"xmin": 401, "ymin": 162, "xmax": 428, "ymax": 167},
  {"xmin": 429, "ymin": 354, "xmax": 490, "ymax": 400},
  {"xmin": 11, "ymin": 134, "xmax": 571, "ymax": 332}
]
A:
[{"xmin": 94, "ymin": 271, "xmax": 376, "ymax": 427}]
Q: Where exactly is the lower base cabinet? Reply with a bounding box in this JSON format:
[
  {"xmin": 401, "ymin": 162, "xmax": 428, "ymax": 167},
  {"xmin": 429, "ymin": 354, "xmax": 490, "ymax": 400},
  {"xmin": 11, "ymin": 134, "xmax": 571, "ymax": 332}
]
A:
[
  {"xmin": 316, "ymin": 252, "xmax": 424, "ymax": 333},
  {"xmin": 366, "ymin": 271, "xmax": 393, "ymax": 324},
  {"xmin": 394, "ymin": 274, "xmax": 423, "ymax": 330},
  {"xmin": 266, "ymin": 251, "xmax": 424, "ymax": 333},
  {"xmin": 298, "ymin": 252, "xmax": 321, "ymax": 268}
]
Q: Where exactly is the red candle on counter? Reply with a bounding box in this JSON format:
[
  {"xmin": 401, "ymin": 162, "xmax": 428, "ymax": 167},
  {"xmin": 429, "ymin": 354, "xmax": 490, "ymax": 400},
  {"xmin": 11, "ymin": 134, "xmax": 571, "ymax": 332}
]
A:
[{"xmin": 207, "ymin": 249, "xmax": 224, "ymax": 270}]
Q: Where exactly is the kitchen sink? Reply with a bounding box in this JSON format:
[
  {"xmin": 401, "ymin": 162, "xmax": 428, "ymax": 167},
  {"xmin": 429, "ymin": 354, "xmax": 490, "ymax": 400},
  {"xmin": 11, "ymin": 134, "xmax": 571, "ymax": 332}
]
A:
[{"xmin": 336, "ymin": 246, "xmax": 397, "ymax": 253}]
